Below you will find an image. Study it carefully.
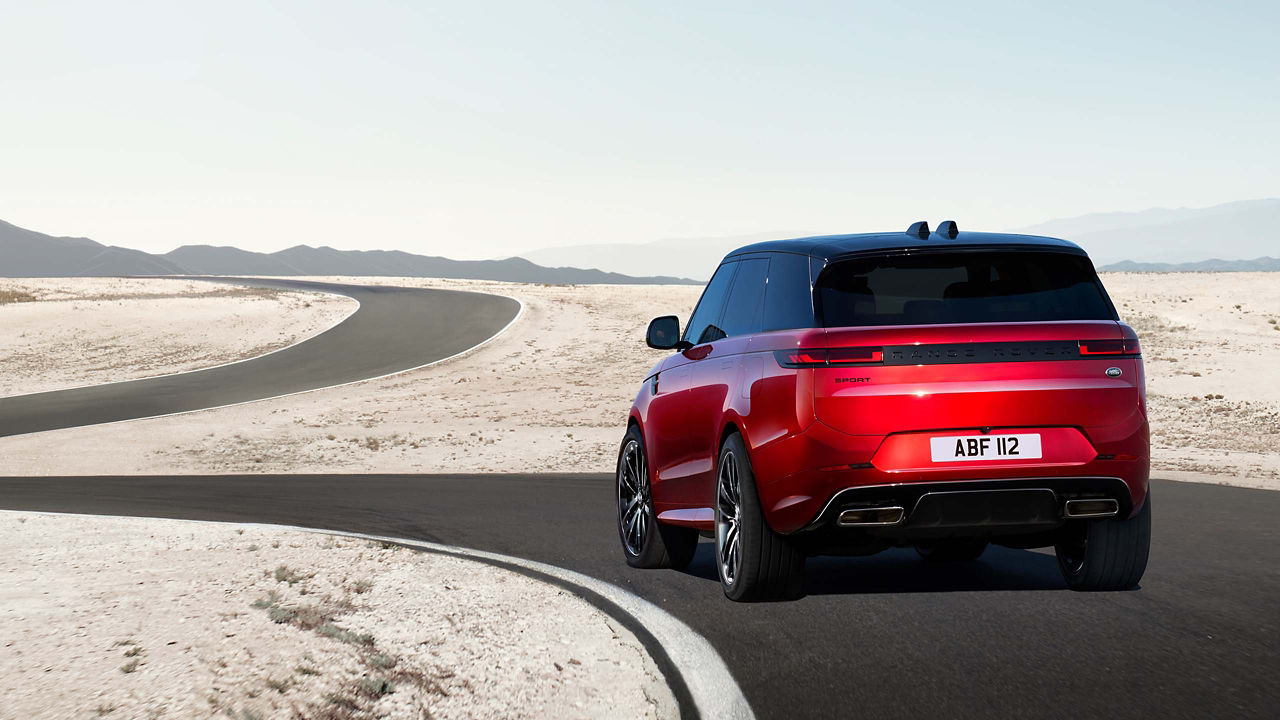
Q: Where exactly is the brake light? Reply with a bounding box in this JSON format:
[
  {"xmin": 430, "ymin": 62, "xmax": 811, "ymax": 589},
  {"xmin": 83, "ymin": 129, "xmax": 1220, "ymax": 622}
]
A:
[
  {"xmin": 1079, "ymin": 339, "xmax": 1141, "ymax": 356},
  {"xmin": 774, "ymin": 347, "xmax": 884, "ymax": 368},
  {"xmin": 775, "ymin": 349, "xmax": 828, "ymax": 367}
]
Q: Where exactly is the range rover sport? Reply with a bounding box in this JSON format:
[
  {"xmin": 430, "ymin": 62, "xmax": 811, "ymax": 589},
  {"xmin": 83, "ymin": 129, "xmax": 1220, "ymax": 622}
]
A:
[{"xmin": 617, "ymin": 221, "xmax": 1151, "ymax": 601}]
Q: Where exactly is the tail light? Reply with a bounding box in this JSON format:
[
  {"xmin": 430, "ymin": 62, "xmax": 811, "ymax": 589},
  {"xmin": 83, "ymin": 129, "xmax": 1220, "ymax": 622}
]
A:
[
  {"xmin": 1079, "ymin": 339, "xmax": 1141, "ymax": 356},
  {"xmin": 775, "ymin": 347, "xmax": 883, "ymax": 368}
]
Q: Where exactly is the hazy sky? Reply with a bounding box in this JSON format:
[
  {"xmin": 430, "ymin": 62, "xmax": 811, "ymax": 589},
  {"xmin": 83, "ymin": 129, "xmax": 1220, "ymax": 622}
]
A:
[{"xmin": 2, "ymin": 1, "xmax": 1276, "ymax": 259}]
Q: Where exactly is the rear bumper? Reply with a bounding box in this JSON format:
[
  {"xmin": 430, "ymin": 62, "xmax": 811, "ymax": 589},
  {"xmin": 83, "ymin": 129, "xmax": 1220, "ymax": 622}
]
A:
[
  {"xmin": 802, "ymin": 476, "xmax": 1131, "ymax": 533},
  {"xmin": 752, "ymin": 415, "xmax": 1149, "ymax": 534}
]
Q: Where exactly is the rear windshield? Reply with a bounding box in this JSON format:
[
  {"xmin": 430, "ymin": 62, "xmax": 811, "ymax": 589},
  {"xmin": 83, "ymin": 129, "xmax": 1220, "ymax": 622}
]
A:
[{"xmin": 816, "ymin": 251, "xmax": 1115, "ymax": 327}]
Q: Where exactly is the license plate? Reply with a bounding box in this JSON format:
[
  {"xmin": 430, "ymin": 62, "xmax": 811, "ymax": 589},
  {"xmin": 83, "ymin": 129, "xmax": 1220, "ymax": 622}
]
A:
[{"xmin": 929, "ymin": 433, "xmax": 1042, "ymax": 462}]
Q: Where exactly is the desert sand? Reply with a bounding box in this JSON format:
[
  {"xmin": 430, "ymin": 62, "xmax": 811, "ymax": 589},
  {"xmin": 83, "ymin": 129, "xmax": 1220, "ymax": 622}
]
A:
[
  {"xmin": 0, "ymin": 273, "xmax": 1276, "ymax": 487},
  {"xmin": 0, "ymin": 278, "xmax": 355, "ymax": 397},
  {"xmin": 0, "ymin": 511, "xmax": 675, "ymax": 720}
]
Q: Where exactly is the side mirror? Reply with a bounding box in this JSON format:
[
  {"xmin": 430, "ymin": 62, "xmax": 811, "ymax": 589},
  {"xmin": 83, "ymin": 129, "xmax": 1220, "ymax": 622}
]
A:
[{"xmin": 646, "ymin": 315, "xmax": 690, "ymax": 350}]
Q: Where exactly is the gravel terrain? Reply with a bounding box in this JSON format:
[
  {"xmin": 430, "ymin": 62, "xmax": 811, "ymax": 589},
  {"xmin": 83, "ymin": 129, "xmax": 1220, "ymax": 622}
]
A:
[{"xmin": 0, "ymin": 512, "xmax": 676, "ymax": 720}]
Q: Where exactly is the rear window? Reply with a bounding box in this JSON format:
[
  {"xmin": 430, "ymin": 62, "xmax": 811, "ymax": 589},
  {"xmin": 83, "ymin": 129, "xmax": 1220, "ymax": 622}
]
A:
[{"xmin": 816, "ymin": 251, "xmax": 1115, "ymax": 327}]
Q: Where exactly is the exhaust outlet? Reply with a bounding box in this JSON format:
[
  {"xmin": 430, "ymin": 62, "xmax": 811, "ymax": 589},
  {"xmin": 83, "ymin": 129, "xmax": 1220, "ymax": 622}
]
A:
[
  {"xmin": 837, "ymin": 506, "xmax": 905, "ymax": 527},
  {"xmin": 1064, "ymin": 498, "xmax": 1119, "ymax": 519}
]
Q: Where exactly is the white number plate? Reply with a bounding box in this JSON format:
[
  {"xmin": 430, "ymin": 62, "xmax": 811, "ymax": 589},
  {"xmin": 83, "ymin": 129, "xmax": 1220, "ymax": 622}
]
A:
[{"xmin": 929, "ymin": 434, "xmax": 1042, "ymax": 462}]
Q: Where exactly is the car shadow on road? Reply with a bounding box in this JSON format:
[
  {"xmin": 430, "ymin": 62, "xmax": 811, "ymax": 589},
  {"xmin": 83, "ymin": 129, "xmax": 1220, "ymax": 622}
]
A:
[{"xmin": 680, "ymin": 541, "xmax": 1068, "ymax": 595}]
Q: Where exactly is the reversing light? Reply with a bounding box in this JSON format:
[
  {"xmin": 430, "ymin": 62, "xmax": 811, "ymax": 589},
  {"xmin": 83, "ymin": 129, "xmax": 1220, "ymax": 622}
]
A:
[
  {"xmin": 1079, "ymin": 339, "xmax": 1141, "ymax": 356},
  {"xmin": 774, "ymin": 347, "xmax": 884, "ymax": 368}
]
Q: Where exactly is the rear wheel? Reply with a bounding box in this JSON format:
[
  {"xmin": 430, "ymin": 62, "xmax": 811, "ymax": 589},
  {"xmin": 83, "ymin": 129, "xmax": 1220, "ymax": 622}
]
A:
[
  {"xmin": 616, "ymin": 425, "xmax": 697, "ymax": 570},
  {"xmin": 1055, "ymin": 492, "xmax": 1151, "ymax": 591},
  {"xmin": 715, "ymin": 432, "xmax": 805, "ymax": 601},
  {"xmin": 915, "ymin": 539, "xmax": 989, "ymax": 562}
]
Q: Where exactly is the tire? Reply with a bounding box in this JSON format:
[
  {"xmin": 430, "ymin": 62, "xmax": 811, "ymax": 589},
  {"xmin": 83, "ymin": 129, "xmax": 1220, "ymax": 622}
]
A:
[
  {"xmin": 714, "ymin": 432, "xmax": 805, "ymax": 601},
  {"xmin": 915, "ymin": 539, "xmax": 989, "ymax": 562},
  {"xmin": 616, "ymin": 425, "xmax": 698, "ymax": 570},
  {"xmin": 1055, "ymin": 492, "xmax": 1152, "ymax": 591}
]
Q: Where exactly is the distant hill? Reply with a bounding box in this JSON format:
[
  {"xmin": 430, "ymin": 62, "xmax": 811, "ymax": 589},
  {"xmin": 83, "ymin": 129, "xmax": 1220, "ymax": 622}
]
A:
[
  {"xmin": 1099, "ymin": 257, "xmax": 1280, "ymax": 272},
  {"xmin": 518, "ymin": 199, "xmax": 1280, "ymax": 278},
  {"xmin": 0, "ymin": 219, "xmax": 188, "ymax": 277},
  {"xmin": 1009, "ymin": 199, "xmax": 1280, "ymax": 267},
  {"xmin": 521, "ymin": 231, "xmax": 812, "ymax": 281},
  {"xmin": 0, "ymin": 219, "xmax": 699, "ymax": 284}
]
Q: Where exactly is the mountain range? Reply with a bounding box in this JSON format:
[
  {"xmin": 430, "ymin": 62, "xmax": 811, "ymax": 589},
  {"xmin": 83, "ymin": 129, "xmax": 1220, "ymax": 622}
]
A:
[
  {"xmin": 521, "ymin": 199, "xmax": 1280, "ymax": 278},
  {"xmin": 5, "ymin": 199, "xmax": 1277, "ymax": 282},
  {"xmin": 0, "ymin": 219, "xmax": 699, "ymax": 284}
]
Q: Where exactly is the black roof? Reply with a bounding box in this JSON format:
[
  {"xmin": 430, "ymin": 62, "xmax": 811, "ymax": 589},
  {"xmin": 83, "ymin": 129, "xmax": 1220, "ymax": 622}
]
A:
[{"xmin": 726, "ymin": 230, "xmax": 1085, "ymax": 263}]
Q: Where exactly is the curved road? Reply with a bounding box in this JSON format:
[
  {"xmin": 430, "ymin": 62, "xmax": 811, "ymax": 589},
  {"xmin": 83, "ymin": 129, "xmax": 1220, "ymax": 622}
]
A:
[
  {"xmin": 0, "ymin": 278, "xmax": 520, "ymax": 437},
  {"xmin": 2, "ymin": 474, "xmax": 1277, "ymax": 719},
  {"xmin": 0, "ymin": 280, "xmax": 1276, "ymax": 718}
]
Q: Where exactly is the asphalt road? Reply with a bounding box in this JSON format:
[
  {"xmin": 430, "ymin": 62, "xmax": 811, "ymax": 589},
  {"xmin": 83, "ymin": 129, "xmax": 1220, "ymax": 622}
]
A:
[
  {"xmin": 0, "ymin": 278, "xmax": 520, "ymax": 437},
  {"xmin": 2, "ymin": 473, "xmax": 1276, "ymax": 720}
]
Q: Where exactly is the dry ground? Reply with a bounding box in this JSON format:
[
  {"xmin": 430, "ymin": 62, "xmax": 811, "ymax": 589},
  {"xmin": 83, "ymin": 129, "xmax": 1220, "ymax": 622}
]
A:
[
  {"xmin": 0, "ymin": 511, "xmax": 676, "ymax": 720},
  {"xmin": 0, "ymin": 273, "xmax": 1275, "ymax": 485},
  {"xmin": 1102, "ymin": 273, "xmax": 1280, "ymax": 484},
  {"xmin": 0, "ymin": 278, "xmax": 355, "ymax": 397}
]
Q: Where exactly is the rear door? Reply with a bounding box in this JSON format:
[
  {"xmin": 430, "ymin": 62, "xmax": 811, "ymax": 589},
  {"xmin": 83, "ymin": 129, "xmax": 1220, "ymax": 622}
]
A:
[{"xmin": 805, "ymin": 249, "xmax": 1141, "ymax": 473}]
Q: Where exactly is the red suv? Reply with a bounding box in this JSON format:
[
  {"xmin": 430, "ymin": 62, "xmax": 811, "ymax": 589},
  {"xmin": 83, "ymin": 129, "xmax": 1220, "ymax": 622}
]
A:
[{"xmin": 617, "ymin": 222, "xmax": 1151, "ymax": 601}]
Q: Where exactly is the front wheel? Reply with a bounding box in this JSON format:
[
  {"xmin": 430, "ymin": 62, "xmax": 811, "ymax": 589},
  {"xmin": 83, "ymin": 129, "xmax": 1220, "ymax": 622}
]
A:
[
  {"xmin": 715, "ymin": 432, "xmax": 805, "ymax": 601},
  {"xmin": 616, "ymin": 425, "xmax": 697, "ymax": 570},
  {"xmin": 1055, "ymin": 492, "xmax": 1152, "ymax": 591}
]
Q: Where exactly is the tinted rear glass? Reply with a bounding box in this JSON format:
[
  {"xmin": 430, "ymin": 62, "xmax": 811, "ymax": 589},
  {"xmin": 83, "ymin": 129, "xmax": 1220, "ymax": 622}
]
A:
[
  {"xmin": 816, "ymin": 251, "xmax": 1115, "ymax": 327},
  {"xmin": 720, "ymin": 258, "xmax": 769, "ymax": 338},
  {"xmin": 762, "ymin": 253, "xmax": 815, "ymax": 331}
]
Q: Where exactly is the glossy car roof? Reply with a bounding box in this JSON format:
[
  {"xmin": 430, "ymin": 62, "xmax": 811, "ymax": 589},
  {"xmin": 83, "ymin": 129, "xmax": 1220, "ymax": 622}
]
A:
[{"xmin": 726, "ymin": 230, "xmax": 1086, "ymax": 263}]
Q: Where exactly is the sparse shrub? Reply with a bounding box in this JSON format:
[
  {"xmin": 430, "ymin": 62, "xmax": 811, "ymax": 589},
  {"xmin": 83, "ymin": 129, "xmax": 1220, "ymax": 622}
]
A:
[
  {"xmin": 357, "ymin": 677, "xmax": 395, "ymax": 698},
  {"xmin": 265, "ymin": 677, "xmax": 292, "ymax": 694},
  {"xmin": 268, "ymin": 606, "xmax": 297, "ymax": 624},
  {"xmin": 296, "ymin": 665, "xmax": 321, "ymax": 676},
  {"xmin": 0, "ymin": 289, "xmax": 37, "ymax": 304},
  {"xmin": 325, "ymin": 692, "xmax": 360, "ymax": 711},
  {"xmin": 120, "ymin": 659, "xmax": 140, "ymax": 674},
  {"xmin": 123, "ymin": 645, "xmax": 143, "ymax": 658},
  {"xmin": 273, "ymin": 565, "xmax": 308, "ymax": 584},
  {"xmin": 368, "ymin": 653, "xmax": 397, "ymax": 669},
  {"xmin": 290, "ymin": 604, "xmax": 333, "ymax": 630}
]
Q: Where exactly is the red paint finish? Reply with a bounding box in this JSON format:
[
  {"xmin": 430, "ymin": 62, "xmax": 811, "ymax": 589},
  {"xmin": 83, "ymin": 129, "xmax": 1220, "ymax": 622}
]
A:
[{"xmin": 631, "ymin": 320, "xmax": 1150, "ymax": 535}]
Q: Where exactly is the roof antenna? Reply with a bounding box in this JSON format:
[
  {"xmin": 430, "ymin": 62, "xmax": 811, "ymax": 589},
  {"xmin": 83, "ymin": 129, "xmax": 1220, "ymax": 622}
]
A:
[
  {"xmin": 906, "ymin": 221, "xmax": 930, "ymax": 239},
  {"xmin": 936, "ymin": 220, "xmax": 959, "ymax": 239}
]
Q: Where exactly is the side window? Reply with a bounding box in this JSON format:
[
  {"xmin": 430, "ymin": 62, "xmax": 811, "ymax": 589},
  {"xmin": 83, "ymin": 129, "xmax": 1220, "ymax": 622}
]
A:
[
  {"xmin": 684, "ymin": 262, "xmax": 737, "ymax": 345},
  {"xmin": 762, "ymin": 253, "xmax": 815, "ymax": 331},
  {"xmin": 719, "ymin": 258, "xmax": 770, "ymax": 338}
]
